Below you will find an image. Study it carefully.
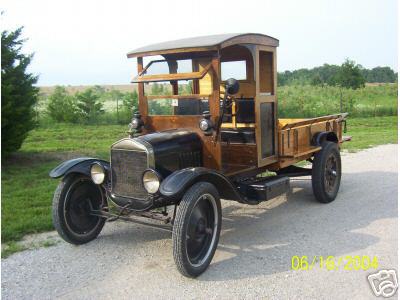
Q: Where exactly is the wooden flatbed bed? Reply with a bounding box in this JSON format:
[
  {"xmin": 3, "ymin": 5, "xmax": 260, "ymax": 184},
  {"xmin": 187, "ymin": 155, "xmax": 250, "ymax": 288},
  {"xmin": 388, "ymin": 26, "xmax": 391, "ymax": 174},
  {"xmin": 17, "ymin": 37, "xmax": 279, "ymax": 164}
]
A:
[{"xmin": 275, "ymin": 113, "xmax": 348, "ymax": 168}]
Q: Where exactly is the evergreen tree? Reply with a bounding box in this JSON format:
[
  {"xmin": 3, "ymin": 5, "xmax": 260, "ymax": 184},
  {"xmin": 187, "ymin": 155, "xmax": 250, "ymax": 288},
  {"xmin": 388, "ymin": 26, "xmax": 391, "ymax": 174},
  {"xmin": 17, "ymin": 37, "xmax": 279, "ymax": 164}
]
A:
[
  {"xmin": 46, "ymin": 86, "xmax": 78, "ymax": 122},
  {"xmin": 75, "ymin": 88, "xmax": 104, "ymax": 123},
  {"xmin": 2, "ymin": 27, "xmax": 39, "ymax": 157}
]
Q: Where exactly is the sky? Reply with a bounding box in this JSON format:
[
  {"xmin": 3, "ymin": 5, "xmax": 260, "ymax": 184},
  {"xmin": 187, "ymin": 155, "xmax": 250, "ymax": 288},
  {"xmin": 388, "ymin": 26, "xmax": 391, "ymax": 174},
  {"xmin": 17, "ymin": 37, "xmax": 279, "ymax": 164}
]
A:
[{"xmin": 1, "ymin": 0, "xmax": 398, "ymax": 86}]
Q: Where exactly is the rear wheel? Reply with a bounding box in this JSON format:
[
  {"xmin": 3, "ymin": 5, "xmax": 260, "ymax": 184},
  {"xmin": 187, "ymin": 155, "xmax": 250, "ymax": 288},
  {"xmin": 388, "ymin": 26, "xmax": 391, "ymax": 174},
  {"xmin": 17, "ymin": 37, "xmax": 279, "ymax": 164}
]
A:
[
  {"xmin": 312, "ymin": 141, "xmax": 342, "ymax": 203},
  {"xmin": 173, "ymin": 182, "xmax": 221, "ymax": 277},
  {"xmin": 52, "ymin": 174, "xmax": 106, "ymax": 244}
]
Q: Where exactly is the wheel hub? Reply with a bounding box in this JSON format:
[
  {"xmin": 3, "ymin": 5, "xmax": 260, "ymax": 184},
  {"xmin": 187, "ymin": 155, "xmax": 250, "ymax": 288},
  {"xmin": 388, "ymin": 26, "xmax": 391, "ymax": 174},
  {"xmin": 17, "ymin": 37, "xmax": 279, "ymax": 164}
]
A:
[
  {"xmin": 65, "ymin": 180, "xmax": 103, "ymax": 235},
  {"xmin": 324, "ymin": 154, "xmax": 338, "ymax": 193},
  {"xmin": 186, "ymin": 194, "xmax": 216, "ymax": 265}
]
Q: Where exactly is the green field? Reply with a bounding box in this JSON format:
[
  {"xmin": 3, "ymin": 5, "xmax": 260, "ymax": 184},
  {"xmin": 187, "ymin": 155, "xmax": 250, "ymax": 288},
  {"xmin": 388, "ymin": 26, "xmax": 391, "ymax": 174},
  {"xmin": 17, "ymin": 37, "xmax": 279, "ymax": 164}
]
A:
[
  {"xmin": 278, "ymin": 84, "xmax": 397, "ymax": 118},
  {"xmin": 1, "ymin": 116, "xmax": 397, "ymax": 255},
  {"xmin": 36, "ymin": 83, "xmax": 397, "ymax": 124}
]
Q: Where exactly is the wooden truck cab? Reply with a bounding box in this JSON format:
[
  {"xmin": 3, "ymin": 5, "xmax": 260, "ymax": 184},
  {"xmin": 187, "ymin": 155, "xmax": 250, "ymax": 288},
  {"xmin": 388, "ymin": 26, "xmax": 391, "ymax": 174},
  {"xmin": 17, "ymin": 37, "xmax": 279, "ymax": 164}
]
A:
[
  {"xmin": 127, "ymin": 33, "xmax": 346, "ymax": 176},
  {"xmin": 50, "ymin": 33, "xmax": 348, "ymax": 278}
]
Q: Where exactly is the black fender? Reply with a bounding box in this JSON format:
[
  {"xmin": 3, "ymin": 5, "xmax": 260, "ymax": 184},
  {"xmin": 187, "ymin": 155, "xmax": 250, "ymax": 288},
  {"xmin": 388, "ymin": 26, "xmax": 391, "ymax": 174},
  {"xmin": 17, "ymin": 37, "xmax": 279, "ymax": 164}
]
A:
[
  {"xmin": 159, "ymin": 167, "xmax": 258, "ymax": 204},
  {"xmin": 49, "ymin": 157, "xmax": 110, "ymax": 179},
  {"xmin": 311, "ymin": 131, "xmax": 338, "ymax": 147}
]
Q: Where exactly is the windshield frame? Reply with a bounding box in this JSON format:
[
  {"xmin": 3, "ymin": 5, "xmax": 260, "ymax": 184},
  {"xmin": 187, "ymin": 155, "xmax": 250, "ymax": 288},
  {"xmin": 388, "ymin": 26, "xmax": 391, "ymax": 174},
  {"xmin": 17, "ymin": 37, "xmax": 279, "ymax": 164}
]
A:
[{"xmin": 132, "ymin": 59, "xmax": 211, "ymax": 83}]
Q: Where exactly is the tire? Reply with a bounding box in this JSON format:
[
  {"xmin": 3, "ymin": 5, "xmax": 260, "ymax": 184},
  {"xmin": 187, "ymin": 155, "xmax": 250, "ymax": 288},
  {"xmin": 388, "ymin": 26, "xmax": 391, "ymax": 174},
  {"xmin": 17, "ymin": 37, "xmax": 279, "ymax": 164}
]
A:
[
  {"xmin": 173, "ymin": 182, "xmax": 222, "ymax": 278},
  {"xmin": 312, "ymin": 141, "xmax": 342, "ymax": 203},
  {"xmin": 52, "ymin": 174, "xmax": 106, "ymax": 245}
]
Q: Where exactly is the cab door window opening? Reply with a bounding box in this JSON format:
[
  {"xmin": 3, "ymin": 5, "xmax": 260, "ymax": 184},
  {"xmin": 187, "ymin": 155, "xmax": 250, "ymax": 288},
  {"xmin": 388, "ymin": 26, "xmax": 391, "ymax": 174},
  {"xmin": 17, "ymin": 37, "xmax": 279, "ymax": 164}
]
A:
[
  {"xmin": 219, "ymin": 45, "xmax": 256, "ymax": 131},
  {"xmin": 221, "ymin": 60, "xmax": 247, "ymax": 81}
]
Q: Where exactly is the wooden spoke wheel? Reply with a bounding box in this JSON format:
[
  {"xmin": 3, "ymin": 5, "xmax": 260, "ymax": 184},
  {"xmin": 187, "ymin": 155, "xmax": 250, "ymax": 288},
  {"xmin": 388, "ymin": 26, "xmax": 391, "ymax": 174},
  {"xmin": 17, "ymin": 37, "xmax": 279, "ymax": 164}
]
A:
[
  {"xmin": 312, "ymin": 141, "xmax": 342, "ymax": 203},
  {"xmin": 52, "ymin": 175, "xmax": 105, "ymax": 244},
  {"xmin": 173, "ymin": 182, "xmax": 221, "ymax": 277}
]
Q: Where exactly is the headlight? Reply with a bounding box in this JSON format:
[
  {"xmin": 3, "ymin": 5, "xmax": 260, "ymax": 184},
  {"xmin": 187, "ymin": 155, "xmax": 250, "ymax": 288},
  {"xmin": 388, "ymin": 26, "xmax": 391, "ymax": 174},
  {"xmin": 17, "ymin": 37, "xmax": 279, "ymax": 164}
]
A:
[
  {"xmin": 131, "ymin": 118, "xmax": 140, "ymax": 129},
  {"xmin": 199, "ymin": 119, "xmax": 211, "ymax": 131},
  {"xmin": 90, "ymin": 163, "xmax": 105, "ymax": 184},
  {"xmin": 142, "ymin": 169, "xmax": 161, "ymax": 194}
]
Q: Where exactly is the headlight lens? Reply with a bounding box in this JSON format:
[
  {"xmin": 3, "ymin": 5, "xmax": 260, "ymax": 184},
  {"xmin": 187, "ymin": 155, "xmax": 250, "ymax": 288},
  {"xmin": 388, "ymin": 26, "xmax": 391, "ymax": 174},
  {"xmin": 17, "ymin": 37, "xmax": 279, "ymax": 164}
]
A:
[
  {"xmin": 142, "ymin": 169, "xmax": 161, "ymax": 194},
  {"xmin": 131, "ymin": 118, "xmax": 140, "ymax": 129},
  {"xmin": 199, "ymin": 119, "xmax": 210, "ymax": 131},
  {"xmin": 90, "ymin": 163, "xmax": 105, "ymax": 184}
]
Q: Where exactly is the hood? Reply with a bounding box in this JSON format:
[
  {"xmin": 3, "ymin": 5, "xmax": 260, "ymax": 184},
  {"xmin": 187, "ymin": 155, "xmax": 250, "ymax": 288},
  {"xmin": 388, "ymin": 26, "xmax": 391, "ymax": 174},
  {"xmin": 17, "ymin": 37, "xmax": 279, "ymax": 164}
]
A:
[{"xmin": 137, "ymin": 129, "xmax": 202, "ymax": 176}]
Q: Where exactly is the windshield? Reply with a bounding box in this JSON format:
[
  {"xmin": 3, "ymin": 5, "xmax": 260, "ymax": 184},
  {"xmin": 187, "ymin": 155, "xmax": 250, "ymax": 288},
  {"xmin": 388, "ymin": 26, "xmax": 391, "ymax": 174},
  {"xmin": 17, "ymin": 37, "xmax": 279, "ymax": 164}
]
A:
[
  {"xmin": 136, "ymin": 57, "xmax": 213, "ymax": 116},
  {"xmin": 142, "ymin": 59, "xmax": 193, "ymax": 76},
  {"xmin": 147, "ymin": 97, "xmax": 210, "ymax": 116}
]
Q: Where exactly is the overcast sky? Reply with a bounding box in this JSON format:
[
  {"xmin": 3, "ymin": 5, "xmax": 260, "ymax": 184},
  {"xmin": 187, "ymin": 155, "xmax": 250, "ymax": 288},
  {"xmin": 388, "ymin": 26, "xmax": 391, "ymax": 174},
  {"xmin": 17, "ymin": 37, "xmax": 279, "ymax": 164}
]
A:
[{"xmin": 2, "ymin": 0, "xmax": 398, "ymax": 86}]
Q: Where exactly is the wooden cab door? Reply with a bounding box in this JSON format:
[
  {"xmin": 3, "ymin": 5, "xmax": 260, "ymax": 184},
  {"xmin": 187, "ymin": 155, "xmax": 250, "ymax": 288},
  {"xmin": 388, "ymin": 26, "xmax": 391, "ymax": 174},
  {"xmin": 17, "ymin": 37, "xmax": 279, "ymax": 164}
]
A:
[{"xmin": 255, "ymin": 46, "xmax": 278, "ymax": 167}]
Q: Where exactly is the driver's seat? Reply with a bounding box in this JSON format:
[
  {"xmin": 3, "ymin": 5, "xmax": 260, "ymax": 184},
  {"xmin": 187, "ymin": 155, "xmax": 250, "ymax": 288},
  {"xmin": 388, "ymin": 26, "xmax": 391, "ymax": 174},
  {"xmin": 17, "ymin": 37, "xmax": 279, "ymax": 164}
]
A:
[{"xmin": 221, "ymin": 98, "xmax": 255, "ymax": 144}]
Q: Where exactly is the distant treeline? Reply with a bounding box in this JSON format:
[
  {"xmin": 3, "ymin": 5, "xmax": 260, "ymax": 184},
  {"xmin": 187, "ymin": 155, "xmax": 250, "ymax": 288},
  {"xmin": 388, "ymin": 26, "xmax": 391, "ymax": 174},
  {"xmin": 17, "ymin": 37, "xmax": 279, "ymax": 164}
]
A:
[{"xmin": 278, "ymin": 64, "xmax": 397, "ymax": 86}]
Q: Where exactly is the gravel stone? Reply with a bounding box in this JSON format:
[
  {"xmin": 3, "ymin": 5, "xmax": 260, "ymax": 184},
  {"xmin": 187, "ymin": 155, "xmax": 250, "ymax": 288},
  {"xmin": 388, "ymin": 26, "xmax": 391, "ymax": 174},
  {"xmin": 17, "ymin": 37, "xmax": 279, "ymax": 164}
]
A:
[{"xmin": 1, "ymin": 144, "xmax": 397, "ymax": 299}]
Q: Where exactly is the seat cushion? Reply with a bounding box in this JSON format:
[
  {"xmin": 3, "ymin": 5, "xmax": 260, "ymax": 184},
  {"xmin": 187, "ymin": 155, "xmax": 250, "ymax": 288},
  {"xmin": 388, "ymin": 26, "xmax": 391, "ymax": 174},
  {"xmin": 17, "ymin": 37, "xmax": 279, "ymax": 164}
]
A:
[{"xmin": 236, "ymin": 98, "xmax": 255, "ymax": 123}]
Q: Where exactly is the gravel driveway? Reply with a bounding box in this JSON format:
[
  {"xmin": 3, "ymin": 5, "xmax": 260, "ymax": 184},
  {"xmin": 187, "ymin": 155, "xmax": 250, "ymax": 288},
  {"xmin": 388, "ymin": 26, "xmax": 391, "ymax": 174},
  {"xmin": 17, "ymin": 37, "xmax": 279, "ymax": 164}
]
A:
[{"xmin": 2, "ymin": 144, "xmax": 398, "ymax": 299}]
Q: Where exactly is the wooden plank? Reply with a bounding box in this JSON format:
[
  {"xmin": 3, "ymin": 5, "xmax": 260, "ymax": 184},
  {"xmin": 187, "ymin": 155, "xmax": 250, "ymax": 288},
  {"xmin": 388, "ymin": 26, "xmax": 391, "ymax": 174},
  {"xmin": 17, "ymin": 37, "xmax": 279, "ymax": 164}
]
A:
[
  {"xmin": 221, "ymin": 143, "xmax": 257, "ymax": 173},
  {"xmin": 209, "ymin": 55, "xmax": 222, "ymax": 170},
  {"xmin": 145, "ymin": 95, "xmax": 210, "ymax": 100},
  {"xmin": 280, "ymin": 113, "xmax": 348, "ymax": 130},
  {"xmin": 293, "ymin": 147, "xmax": 321, "ymax": 158},
  {"xmin": 132, "ymin": 64, "xmax": 211, "ymax": 83},
  {"xmin": 137, "ymin": 57, "xmax": 147, "ymax": 118}
]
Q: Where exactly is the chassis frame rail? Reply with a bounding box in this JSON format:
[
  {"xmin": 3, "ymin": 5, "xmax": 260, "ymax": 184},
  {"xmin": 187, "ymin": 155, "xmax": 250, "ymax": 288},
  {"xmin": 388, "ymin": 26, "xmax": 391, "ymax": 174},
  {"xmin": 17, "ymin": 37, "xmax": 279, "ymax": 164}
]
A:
[{"xmin": 90, "ymin": 209, "xmax": 173, "ymax": 233}]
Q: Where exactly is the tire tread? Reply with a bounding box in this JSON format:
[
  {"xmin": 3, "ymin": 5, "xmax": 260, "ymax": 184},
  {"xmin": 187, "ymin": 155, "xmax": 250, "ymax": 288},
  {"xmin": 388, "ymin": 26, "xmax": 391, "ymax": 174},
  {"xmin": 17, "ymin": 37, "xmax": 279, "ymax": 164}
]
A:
[
  {"xmin": 52, "ymin": 174, "xmax": 105, "ymax": 245},
  {"xmin": 172, "ymin": 182, "xmax": 221, "ymax": 277},
  {"xmin": 312, "ymin": 142, "xmax": 342, "ymax": 203}
]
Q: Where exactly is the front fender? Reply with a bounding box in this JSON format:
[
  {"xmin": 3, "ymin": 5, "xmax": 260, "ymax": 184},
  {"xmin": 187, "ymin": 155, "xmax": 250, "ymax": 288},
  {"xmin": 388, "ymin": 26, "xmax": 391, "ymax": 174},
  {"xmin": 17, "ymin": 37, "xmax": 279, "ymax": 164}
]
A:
[
  {"xmin": 159, "ymin": 167, "xmax": 258, "ymax": 204},
  {"xmin": 49, "ymin": 157, "xmax": 110, "ymax": 179}
]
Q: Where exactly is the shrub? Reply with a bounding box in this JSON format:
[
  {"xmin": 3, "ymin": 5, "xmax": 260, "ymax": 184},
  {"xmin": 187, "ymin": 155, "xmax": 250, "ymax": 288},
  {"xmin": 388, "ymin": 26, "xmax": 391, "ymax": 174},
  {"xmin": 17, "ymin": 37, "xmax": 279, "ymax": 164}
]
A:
[
  {"xmin": 46, "ymin": 86, "xmax": 79, "ymax": 123},
  {"xmin": 75, "ymin": 88, "xmax": 104, "ymax": 123}
]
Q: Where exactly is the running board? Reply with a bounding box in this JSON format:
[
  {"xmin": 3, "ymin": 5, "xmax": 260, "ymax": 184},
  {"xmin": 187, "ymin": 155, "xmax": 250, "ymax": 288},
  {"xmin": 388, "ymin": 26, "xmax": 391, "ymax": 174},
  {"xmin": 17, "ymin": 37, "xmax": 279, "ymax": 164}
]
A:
[{"xmin": 238, "ymin": 176, "xmax": 290, "ymax": 202}]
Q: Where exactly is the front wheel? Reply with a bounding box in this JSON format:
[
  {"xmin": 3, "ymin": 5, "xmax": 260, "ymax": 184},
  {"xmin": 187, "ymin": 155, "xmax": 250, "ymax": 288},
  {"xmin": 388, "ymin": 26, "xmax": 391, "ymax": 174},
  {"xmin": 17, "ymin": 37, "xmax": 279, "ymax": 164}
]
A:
[
  {"xmin": 312, "ymin": 141, "xmax": 342, "ymax": 203},
  {"xmin": 52, "ymin": 174, "xmax": 106, "ymax": 245},
  {"xmin": 172, "ymin": 182, "xmax": 222, "ymax": 277}
]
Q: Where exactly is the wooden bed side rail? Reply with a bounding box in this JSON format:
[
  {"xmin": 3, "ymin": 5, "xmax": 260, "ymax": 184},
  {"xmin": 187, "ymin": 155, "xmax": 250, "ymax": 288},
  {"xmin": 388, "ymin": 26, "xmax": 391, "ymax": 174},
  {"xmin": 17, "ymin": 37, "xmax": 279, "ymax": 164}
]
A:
[{"xmin": 280, "ymin": 113, "xmax": 348, "ymax": 130}]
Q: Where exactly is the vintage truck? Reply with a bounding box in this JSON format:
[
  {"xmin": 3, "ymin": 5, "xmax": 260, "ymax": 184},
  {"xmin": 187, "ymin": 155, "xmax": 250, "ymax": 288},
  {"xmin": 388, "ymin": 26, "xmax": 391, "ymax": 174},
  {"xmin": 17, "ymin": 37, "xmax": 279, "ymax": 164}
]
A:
[{"xmin": 50, "ymin": 33, "xmax": 349, "ymax": 277}]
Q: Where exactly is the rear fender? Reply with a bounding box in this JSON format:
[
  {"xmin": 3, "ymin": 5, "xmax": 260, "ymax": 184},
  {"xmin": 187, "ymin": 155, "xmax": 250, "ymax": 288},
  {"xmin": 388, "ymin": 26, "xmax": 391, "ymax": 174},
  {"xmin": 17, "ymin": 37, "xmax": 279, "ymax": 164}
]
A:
[
  {"xmin": 311, "ymin": 131, "xmax": 338, "ymax": 146},
  {"xmin": 49, "ymin": 157, "xmax": 110, "ymax": 179}
]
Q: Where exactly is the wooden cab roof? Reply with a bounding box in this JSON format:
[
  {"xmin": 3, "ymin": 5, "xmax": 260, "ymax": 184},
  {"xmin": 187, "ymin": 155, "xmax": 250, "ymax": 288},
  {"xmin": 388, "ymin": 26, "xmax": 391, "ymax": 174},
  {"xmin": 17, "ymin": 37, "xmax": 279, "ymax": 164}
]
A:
[{"xmin": 127, "ymin": 33, "xmax": 279, "ymax": 58}]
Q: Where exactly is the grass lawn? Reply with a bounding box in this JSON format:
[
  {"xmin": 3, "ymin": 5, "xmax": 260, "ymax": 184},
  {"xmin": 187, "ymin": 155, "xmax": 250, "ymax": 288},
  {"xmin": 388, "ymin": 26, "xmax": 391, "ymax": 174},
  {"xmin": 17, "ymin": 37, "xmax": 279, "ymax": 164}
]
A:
[
  {"xmin": 342, "ymin": 116, "xmax": 398, "ymax": 151},
  {"xmin": 1, "ymin": 116, "xmax": 397, "ymax": 256}
]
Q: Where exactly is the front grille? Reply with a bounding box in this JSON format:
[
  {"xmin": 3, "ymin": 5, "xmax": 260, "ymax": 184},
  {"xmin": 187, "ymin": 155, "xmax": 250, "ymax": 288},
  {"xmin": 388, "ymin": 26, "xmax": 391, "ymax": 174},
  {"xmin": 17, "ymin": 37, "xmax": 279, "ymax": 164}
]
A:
[{"xmin": 111, "ymin": 149, "xmax": 148, "ymax": 200}]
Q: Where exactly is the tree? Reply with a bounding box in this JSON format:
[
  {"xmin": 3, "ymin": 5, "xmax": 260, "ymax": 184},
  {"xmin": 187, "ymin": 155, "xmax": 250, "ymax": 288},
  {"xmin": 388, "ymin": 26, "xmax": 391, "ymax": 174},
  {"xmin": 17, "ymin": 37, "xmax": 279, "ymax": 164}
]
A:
[
  {"xmin": 46, "ymin": 86, "xmax": 79, "ymax": 122},
  {"xmin": 362, "ymin": 66, "xmax": 397, "ymax": 83},
  {"xmin": 2, "ymin": 27, "xmax": 39, "ymax": 157},
  {"xmin": 151, "ymin": 82, "xmax": 160, "ymax": 95},
  {"xmin": 109, "ymin": 89, "xmax": 124, "ymax": 121},
  {"xmin": 330, "ymin": 59, "xmax": 365, "ymax": 113},
  {"xmin": 333, "ymin": 59, "xmax": 365, "ymax": 89},
  {"xmin": 311, "ymin": 75, "xmax": 323, "ymax": 86},
  {"xmin": 75, "ymin": 88, "xmax": 104, "ymax": 123},
  {"xmin": 122, "ymin": 90, "xmax": 138, "ymax": 112},
  {"xmin": 277, "ymin": 61, "xmax": 396, "ymax": 86}
]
